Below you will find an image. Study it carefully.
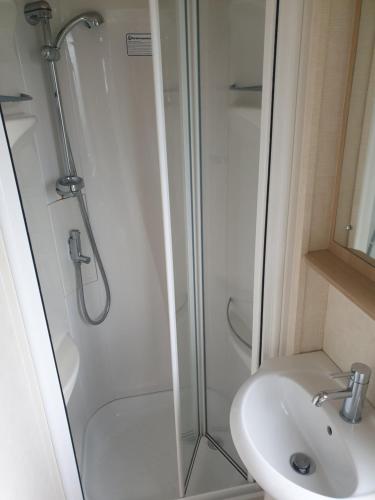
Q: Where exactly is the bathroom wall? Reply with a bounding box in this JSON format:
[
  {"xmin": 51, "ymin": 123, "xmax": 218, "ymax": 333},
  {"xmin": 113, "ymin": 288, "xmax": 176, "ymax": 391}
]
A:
[
  {"xmin": 0, "ymin": 227, "xmax": 65, "ymax": 500},
  {"xmin": 54, "ymin": 1, "xmax": 172, "ymax": 462},
  {"xmin": 324, "ymin": 285, "xmax": 375, "ymax": 406},
  {"xmin": 282, "ymin": 0, "xmax": 375, "ymax": 407},
  {"xmin": 280, "ymin": 0, "xmax": 357, "ymax": 355},
  {"xmin": 199, "ymin": 0, "xmax": 265, "ymax": 466},
  {"xmin": 0, "ymin": 0, "xmax": 70, "ymax": 352},
  {"xmin": 2, "ymin": 0, "xmax": 172, "ymax": 466}
]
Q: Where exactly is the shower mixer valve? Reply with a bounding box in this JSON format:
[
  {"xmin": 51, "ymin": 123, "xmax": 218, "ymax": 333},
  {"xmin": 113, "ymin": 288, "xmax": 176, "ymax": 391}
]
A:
[{"xmin": 69, "ymin": 230, "xmax": 91, "ymax": 265}]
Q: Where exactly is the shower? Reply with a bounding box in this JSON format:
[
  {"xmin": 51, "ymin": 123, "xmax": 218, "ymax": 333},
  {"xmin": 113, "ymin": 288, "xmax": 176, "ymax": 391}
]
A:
[
  {"xmin": 0, "ymin": 0, "xmax": 271, "ymax": 497},
  {"xmin": 24, "ymin": 1, "xmax": 110, "ymax": 325}
]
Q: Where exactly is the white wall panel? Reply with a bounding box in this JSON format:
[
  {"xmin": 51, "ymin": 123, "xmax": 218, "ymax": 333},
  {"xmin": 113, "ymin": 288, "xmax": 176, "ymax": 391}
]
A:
[{"xmin": 1, "ymin": 0, "xmax": 172, "ymax": 469}]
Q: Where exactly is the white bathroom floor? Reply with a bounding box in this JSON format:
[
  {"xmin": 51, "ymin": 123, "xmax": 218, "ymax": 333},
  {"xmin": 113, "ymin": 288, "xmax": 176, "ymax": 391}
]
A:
[
  {"xmin": 186, "ymin": 437, "xmax": 248, "ymax": 497},
  {"xmin": 82, "ymin": 391, "xmax": 247, "ymax": 500}
]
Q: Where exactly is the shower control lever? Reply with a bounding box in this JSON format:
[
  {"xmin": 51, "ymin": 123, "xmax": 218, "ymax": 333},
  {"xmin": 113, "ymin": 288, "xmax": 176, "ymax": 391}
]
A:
[{"xmin": 69, "ymin": 229, "xmax": 91, "ymax": 264}]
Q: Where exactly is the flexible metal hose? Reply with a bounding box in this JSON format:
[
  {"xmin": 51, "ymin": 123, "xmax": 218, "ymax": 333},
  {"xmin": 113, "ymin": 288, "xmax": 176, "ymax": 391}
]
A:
[{"xmin": 74, "ymin": 192, "xmax": 111, "ymax": 325}]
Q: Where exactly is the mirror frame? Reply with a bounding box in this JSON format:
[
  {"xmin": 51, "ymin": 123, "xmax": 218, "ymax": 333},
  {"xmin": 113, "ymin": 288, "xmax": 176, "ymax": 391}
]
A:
[{"xmin": 330, "ymin": 0, "xmax": 375, "ymax": 283}]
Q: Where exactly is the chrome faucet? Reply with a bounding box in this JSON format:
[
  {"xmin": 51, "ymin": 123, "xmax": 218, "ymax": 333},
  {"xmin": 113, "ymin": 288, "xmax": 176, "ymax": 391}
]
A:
[{"xmin": 312, "ymin": 362, "xmax": 371, "ymax": 424}]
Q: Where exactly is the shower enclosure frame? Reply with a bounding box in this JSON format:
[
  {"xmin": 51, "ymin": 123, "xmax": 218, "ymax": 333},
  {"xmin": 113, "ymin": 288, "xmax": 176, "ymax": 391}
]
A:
[
  {"xmin": 0, "ymin": 0, "xmax": 306, "ymax": 499},
  {"xmin": 150, "ymin": 0, "xmax": 290, "ymax": 495}
]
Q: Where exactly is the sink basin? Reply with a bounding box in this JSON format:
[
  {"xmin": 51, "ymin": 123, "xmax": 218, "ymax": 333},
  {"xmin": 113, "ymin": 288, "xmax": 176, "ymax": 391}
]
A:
[{"xmin": 230, "ymin": 352, "xmax": 375, "ymax": 500}]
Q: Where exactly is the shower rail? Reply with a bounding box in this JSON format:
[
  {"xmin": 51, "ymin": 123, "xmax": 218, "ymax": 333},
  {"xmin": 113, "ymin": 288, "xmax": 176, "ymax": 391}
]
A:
[
  {"xmin": 25, "ymin": 0, "xmax": 110, "ymax": 325},
  {"xmin": 226, "ymin": 297, "xmax": 252, "ymax": 351}
]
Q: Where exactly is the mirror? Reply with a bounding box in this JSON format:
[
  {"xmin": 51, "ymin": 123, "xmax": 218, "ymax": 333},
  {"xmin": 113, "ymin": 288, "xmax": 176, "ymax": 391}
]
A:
[{"xmin": 334, "ymin": 0, "xmax": 375, "ymax": 265}]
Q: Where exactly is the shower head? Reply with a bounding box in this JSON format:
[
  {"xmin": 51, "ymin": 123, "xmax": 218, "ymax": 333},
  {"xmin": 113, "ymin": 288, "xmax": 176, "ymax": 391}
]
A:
[
  {"xmin": 25, "ymin": 2, "xmax": 103, "ymax": 53},
  {"xmin": 24, "ymin": 1, "xmax": 52, "ymax": 25},
  {"xmin": 82, "ymin": 13, "xmax": 104, "ymax": 29},
  {"xmin": 55, "ymin": 12, "xmax": 104, "ymax": 49}
]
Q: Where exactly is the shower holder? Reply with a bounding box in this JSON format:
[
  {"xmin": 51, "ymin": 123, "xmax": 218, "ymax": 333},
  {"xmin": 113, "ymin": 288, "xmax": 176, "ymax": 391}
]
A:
[
  {"xmin": 41, "ymin": 46, "xmax": 60, "ymax": 62},
  {"xmin": 56, "ymin": 175, "xmax": 84, "ymax": 198}
]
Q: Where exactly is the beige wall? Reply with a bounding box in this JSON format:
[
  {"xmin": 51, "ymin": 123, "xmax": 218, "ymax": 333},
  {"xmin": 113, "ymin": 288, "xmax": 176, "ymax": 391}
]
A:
[
  {"xmin": 324, "ymin": 286, "xmax": 375, "ymax": 405},
  {"xmin": 280, "ymin": 0, "xmax": 357, "ymax": 354},
  {"xmin": 295, "ymin": 0, "xmax": 356, "ymax": 354},
  {"xmin": 282, "ymin": 0, "xmax": 375, "ymax": 403},
  {"xmin": 296, "ymin": 266, "xmax": 375, "ymax": 406}
]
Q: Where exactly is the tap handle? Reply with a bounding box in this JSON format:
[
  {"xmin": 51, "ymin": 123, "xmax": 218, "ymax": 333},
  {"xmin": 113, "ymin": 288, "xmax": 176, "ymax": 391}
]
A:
[
  {"xmin": 331, "ymin": 363, "xmax": 371, "ymax": 384},
  {"xmin": 331, "ymin": 371, "xmax": 352, "ymax": 379},
  {"xmin": 351, "ymin": 362, "xmax": 371, "ymax": 385}
]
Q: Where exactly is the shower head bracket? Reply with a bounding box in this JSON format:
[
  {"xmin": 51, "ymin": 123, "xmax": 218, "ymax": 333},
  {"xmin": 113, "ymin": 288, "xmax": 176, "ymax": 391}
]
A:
[
  {"xmin": 41, "ymin": 45, "xmax": 60, "ymax": 62},
  {"xmin": 56, "ymin": 175, "xmax": 85, "ymax": 198},
  {"xmin": 24, "ymin": 1, "xmax": 52, "ymax": 25}
]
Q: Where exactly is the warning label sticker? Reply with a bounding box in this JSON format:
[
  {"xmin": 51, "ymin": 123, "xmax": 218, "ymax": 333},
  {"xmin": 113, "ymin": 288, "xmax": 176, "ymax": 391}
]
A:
[{"xmin": 126, "ymin": 33, "xmax": 152, "ymax": 56}]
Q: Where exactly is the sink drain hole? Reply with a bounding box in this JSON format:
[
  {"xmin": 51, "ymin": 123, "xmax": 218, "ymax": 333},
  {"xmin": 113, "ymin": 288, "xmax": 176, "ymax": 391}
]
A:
[{"xmin": 290, "ymin": 452, "xmax": 316, "ymax": 475}]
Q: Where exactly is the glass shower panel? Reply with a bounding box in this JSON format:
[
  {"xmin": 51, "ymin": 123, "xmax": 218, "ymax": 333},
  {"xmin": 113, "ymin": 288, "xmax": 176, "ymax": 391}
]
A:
[
  {"xmin": 159, "ymin": 0, "xmax": 200, "ymax": 486},
  {"xmin": 198, "ymin": 0, "xmax": 266, "ymax": 471},
  {"xmin": 1, "ymin": 2, "xmax": 181, "ymax": 500}
]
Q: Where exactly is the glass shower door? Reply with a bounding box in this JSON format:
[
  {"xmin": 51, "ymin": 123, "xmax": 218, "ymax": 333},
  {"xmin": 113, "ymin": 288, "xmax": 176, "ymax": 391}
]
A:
[
  {"xmin": 155, "ymin": 0, "xmax": 200, "ymax": 491},
  {"xmin": 152, "ymin": 0, "xmax": 273, "ymax": 494},
  {"xmin": 198, "ymin": 0, "xmax": 266, "ymax": 472}
]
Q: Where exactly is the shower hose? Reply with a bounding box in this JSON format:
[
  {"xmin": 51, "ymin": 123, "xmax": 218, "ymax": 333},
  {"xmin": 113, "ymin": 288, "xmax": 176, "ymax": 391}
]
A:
[
  {"xmin": 74, "ymin": 192, "xmax": 111, "ymax": 325},
  {"xmin": 54, "ymin": 99, "xmax": 110, "ymax": 325},
  {"xmin": 64, "ymin": 140, "xmax": 110, "ymax": 325}
]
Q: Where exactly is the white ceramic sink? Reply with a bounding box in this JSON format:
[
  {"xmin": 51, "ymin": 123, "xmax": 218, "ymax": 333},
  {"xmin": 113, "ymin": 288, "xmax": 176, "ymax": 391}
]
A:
[{"xmin": 230, "ymin": 352, "xmax": 375, "ymax": 500}]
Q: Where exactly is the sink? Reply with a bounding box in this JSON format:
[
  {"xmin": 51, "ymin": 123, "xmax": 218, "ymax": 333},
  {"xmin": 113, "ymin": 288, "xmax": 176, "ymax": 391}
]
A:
[{"xmin": 230, "ymin": 352, "xmax": 375, "ymax": 500}]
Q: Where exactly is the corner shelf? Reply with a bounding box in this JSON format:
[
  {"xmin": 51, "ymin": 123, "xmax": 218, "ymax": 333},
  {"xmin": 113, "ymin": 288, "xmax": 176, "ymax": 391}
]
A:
[{"xmin": 4, "ymin": 114, "xmax": 36, "ymax": 147}]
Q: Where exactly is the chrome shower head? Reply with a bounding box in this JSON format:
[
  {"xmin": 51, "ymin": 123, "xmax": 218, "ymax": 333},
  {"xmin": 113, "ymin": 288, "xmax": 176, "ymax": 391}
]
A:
[
  {"xmin": 25, "ymin": 2, "xmax": 103, "ymax": 55},
  {"xmin": 24, "ymin": 1, "xmax": 52, "ymax": 25},
  {"xmin": 82, "ymin": 13, "xmax": 104, "ymax": 29},
  {"xmin": 55, "ymin": 12, "xmax": 104, "ymax": 49}
]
